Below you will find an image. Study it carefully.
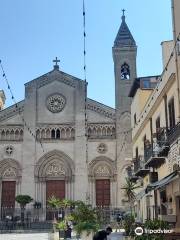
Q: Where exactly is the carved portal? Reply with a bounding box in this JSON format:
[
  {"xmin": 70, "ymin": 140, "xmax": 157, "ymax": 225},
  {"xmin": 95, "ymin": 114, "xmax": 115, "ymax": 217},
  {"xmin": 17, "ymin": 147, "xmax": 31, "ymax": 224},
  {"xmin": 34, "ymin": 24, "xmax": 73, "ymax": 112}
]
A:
[
  {"xmin": 95, "ymin": 165, "xmax": 110, "ymax": 177},
  {"xmin": 3, "ymin": 167, "xmax": 16, "ymax": 178},
  {"xmin": 46, "ymin": 162, "xmax": 65, "ymax": 177}
]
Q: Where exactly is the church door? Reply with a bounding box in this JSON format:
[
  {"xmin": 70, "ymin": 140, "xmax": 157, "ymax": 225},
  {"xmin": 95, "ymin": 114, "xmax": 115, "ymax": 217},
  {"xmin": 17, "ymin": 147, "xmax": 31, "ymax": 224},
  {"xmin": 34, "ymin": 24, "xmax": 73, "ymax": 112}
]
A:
[
  {"xmin": 46, "ymin": 180, "xmax": 65, "ymax": 220},
  {"xmin": 1, "ymin": 181, "xmax": 16, "ymax": 208},
  {"xmin": 46, "ymin": 180, "xmax": 65, "ymax": 202},
  {"xmin": 96, "ymin": 179, "xmax": 110, "ymax": 206}
]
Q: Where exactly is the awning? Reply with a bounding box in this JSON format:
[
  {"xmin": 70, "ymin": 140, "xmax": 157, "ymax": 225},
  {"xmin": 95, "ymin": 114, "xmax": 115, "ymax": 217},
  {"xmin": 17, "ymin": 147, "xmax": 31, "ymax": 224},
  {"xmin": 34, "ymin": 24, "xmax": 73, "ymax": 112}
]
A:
[{"xmin": 147, "ymin": 171, "xmax": 179, "ymax": 190}]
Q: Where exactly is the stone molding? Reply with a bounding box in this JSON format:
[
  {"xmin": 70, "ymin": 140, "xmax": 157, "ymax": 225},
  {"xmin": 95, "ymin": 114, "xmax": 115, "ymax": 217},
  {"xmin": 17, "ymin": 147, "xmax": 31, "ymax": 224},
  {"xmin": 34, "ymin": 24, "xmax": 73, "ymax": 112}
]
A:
[
  {"xmin": 0, "ymin": 126, "xmax": 24, "ymax": 142},
  {"xmin": 88, "ymin": 156, "xmax": 117, "ymax": 180},
  {"xmin": 35, "ymin": 150, "xmax": 75, "ymax": 181},
  {"xmin": 0, "ymin": 158, "xmax": 22, "ymax": 181},
  {"xmin": 36, "ymin": 124, "xmax": 75, "ymax": 140},
  {"xmin": 0, "ymin": 102, "xmax": 24, "ymax": 122},
  {"xmin": 88, "ymin": 123, "xmax": 116, "ymax": 139},
  {"xmin": 25, "ymin": 71, "xmax": 77, "ymax": 89},
  {"xmin": 87, "ymin": 99, "xmax": 115, "ymax": 120}
]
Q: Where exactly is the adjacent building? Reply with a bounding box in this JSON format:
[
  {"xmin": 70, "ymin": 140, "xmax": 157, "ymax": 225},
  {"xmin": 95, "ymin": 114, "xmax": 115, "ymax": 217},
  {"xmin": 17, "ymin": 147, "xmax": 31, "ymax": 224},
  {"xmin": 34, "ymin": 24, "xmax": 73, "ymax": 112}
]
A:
[{"xmin": 129, "ymin": 0, "xmax": 180, "ymax": 230}]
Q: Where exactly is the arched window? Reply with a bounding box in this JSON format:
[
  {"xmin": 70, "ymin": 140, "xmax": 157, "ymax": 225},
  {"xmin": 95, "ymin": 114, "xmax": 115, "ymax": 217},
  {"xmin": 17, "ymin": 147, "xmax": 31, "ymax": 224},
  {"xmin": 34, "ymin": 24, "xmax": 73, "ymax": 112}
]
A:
[
  {"xmin": 56, "ymin": 129, "xmax": 60, "ymax": 139},
  {"xmin": 51, "ymin": 129, "xmax": 56, "ymax": 139},
  {"xmin": 121, "ymin": 63, "xmax": 130, "ymax": 80}
]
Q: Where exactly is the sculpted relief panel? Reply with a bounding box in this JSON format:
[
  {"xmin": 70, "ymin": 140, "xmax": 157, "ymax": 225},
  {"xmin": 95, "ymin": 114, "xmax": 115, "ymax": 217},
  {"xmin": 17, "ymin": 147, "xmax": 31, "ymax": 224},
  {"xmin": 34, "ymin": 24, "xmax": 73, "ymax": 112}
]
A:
[
  {"xmin": 45, "ymin": 161, "xmax": 66, "ymax": 177},
  {"xmin": 95, "ymin": 165, "xmax": 110, "ymax": 177},
  {"xmin": 3, "ymin": 167, "xmax": 16, "ymax": 178}
]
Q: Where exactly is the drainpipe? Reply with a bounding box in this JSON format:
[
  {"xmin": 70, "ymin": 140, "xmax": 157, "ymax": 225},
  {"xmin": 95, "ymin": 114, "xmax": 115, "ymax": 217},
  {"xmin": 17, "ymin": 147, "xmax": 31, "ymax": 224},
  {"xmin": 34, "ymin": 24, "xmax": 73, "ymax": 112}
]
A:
[
  {"xmin": 172, "ymin": 0, "xmax": 180, "ymax": 120},
  {"xmin": 164, "ymin": 95, "xmax": 169, "ymax": 133}
]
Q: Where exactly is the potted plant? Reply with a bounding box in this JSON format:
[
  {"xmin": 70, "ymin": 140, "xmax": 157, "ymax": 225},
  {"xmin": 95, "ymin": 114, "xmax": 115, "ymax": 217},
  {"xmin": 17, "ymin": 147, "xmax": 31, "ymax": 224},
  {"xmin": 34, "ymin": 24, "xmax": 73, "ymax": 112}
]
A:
[
  {"xmin": 47, "ymin": 195, "xmax": 61, "ymax": 232},
  {"xmin": 15, "ymin": 194, "xmax": 33, "ymax": 223},
  {"xmin": 71, "ymin": 201, "xmax": 99, "ymax": 240}
]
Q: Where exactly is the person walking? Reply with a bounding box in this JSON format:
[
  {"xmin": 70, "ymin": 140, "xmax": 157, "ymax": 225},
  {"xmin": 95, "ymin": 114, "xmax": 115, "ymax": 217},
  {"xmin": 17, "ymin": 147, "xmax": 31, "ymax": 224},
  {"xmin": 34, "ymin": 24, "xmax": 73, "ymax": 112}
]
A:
[{"xmin": 93, "ymin": 226, "xmax": 112, "ymax": 240}]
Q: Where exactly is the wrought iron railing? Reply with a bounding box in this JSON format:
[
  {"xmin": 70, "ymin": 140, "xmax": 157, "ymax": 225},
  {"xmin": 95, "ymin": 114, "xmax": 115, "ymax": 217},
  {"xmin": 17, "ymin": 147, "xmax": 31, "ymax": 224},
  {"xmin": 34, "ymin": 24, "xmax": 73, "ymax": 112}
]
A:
[
  {"xmin": 167, "ymin": 122, "xmax": 180, "ymax": 145},
  {"xmin": 134, "ymin": 156, "xmax": 145, "ymax": 173}
]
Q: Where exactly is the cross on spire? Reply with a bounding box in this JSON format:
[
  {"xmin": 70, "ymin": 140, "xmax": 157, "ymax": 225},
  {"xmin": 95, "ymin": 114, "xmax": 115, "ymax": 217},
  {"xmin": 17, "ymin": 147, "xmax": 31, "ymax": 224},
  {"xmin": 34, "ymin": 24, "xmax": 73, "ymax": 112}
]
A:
[
  {"xmin": 122, "ymin": 9, "xmax": 125, "ymax": 16},
  {"xmin": 53, "ymin": 57, "xmax": 60, "ymax": 70}
]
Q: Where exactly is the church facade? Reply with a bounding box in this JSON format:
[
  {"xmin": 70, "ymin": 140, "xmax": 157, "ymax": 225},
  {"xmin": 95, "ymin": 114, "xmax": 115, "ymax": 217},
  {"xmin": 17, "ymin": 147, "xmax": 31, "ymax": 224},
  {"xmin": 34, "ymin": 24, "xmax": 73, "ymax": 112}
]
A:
[{"xmin": 0, "ymin": 13, "xmax": 136, "ymax": 209}]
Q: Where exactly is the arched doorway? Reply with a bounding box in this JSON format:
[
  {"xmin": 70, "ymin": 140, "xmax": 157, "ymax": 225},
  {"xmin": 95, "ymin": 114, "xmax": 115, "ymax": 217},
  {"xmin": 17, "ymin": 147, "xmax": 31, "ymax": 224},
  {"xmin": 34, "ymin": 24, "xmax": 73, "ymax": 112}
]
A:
[
  {"xmin": 0, "ymin": 159, "xmax": 22, "ymax": 218},
  {"xmin": 88, "ymin": 157, "xmax": 117, "ymax": 207},
  {"xmin": 35, "ymin": 150, "xmax": 75, "ymax": 206}
]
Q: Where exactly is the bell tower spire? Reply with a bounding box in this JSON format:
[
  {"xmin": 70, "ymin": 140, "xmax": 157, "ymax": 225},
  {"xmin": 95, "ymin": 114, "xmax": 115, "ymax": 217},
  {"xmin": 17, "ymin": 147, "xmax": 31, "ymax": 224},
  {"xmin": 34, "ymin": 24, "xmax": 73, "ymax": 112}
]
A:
[
  {"xmin": 113, "ymin": 11, "xmax": 137, "ymax": 207},
  {"xmin": 113, "ymin": 10, "xmax": 137, "ymax": 112}
]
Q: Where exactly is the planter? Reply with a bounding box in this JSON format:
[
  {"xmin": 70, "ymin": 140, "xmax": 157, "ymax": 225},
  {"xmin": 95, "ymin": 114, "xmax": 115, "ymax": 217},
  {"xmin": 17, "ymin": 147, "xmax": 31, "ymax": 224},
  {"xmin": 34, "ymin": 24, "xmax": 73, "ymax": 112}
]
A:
[
  {"xmin": 123, "ymin": 237, "xmax": 134, "ymax": 240},
  {"xmin": 48, "ymin": 232, "xmax": 59, "ymax": 240},
  {"xmin": 80, "ymin": 231, "xmax": 93, "ymax": 240}
]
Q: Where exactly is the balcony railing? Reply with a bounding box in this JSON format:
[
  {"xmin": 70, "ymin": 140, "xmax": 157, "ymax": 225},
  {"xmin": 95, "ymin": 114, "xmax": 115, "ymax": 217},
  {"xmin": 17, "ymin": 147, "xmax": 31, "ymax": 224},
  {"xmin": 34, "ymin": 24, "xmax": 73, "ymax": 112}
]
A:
[
  {"xmin": 167, "ymin": 122, "xmax": 180, "ymax": 145},
  {"xmin": 126, "ymin": 167, "xmax": 138, "ymax": 182},
  {"xmin": 134, "ymin": 156, "xmax": 150, "ymax": 177},
  {"xmin": 144, "ymin": 144, "xmax": 165, "ymax": 168}
]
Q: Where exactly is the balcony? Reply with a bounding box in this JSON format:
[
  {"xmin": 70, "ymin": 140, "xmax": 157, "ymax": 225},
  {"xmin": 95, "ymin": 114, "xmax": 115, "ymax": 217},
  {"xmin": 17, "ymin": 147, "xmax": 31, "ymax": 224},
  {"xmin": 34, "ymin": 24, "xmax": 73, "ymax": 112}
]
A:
[
  {"xmin": 144, "ymin": 134, "xmax": 169, "ymax": 168},
  {"xmin": 167, "ymin": 122, "xmax": 180, "ymax": 145},
  {"xmin": 156, "ymin": 127, "xmax": 170, "ymax": 156},
  {"xmin": 126, "ymin": 166, "xmax": 138, "ymax": 182},
  {"xmin": 134, "ymin": 156, "xmax": 150, "ymax": 177},
  {"xmin": 144, "ymin": 142, "xmax": 166, "ymax": 169}
]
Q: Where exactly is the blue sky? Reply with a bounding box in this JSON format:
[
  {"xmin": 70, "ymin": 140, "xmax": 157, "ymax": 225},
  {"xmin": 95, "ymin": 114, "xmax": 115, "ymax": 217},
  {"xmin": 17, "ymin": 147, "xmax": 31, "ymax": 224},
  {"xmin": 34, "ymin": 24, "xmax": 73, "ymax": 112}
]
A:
[{"xmin": 0, "ymin": 0, "xmax": 172, "ymax": 108}]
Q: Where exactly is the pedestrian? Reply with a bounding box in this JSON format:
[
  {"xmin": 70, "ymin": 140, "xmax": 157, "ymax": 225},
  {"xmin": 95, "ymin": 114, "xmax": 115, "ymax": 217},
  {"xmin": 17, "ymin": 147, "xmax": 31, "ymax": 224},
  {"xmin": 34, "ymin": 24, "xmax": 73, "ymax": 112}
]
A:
[
  {"xmin": 64, "ymin": 223, "xmax": 72, "ymax": 239},
  {"xmin": 93, "ymin": 226, "xmax": 112, "ymax": 240}
]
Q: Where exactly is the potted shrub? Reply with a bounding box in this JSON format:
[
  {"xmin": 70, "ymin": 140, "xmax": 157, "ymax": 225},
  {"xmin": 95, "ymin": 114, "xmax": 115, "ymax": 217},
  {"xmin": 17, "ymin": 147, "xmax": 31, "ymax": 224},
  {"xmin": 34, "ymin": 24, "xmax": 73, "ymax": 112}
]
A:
[
  {"xmin": 15, "ymin": 195, "xmax": 33, "ymax": 223},
  {"xmin": 47, "ymin": 195, "xmax": 61, "ymax": 232},
  {"xmin": 71, "ymin": 201, "xmax": 99, "ymax": 240}
]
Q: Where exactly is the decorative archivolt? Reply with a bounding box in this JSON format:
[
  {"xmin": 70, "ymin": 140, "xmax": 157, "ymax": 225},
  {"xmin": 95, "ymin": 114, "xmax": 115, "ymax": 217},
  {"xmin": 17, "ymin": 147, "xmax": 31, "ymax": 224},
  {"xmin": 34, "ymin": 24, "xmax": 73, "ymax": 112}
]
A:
[
  {"xmin": 88, "ymin": 156, "xmax": 117, "ymax": 180},
  {"xmin": 36, "ymin": 125, "xmax": 75, "ymax": 140},
  {"xmin": 88, "ymin": 123, "xmax": 116, "ymax": 139},
  {"xmin": 35, "ymin": 150, "xmax": 75, "ymax": 181},
  {"xmin": 0, "ymin": 158, "xmax": 22, "ymax": 180},
  {"xmin": 0, "ymin": 127, "xmax": 24, "ymax": 141}
]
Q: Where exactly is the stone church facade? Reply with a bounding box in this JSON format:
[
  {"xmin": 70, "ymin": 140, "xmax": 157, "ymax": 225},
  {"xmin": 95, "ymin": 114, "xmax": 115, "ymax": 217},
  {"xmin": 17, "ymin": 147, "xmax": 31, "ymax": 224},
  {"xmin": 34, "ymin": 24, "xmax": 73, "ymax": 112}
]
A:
[{"xmin": 0, "ymin": 13, "xmax": 137, "ymax": 209}]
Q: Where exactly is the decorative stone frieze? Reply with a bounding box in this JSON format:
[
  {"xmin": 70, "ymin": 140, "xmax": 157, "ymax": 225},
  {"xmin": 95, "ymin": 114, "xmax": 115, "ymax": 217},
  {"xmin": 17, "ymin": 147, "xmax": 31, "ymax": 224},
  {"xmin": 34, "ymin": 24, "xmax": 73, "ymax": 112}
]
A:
[
  {"xmin": 0, "ymin": 126, "xmax": 24, "ymax": 141},
  {"xmin": 88, "ymin": 123, "xmax": 116, "ymax": 139},
  {"xmin": 36, "ymin": 124, "xmax": 75, "ymax": 140}
]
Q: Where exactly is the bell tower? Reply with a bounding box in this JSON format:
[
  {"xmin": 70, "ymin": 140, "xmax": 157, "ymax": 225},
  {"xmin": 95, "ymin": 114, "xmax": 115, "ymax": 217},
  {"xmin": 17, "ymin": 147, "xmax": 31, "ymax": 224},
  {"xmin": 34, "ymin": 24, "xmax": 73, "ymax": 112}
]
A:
[
  {"xmin": 113, "ymin": 11, "xmax": 137, "ymax": 206},
  {"xmin": 113, "ymin": 10, "xmax": 137, "ymax": 113}
]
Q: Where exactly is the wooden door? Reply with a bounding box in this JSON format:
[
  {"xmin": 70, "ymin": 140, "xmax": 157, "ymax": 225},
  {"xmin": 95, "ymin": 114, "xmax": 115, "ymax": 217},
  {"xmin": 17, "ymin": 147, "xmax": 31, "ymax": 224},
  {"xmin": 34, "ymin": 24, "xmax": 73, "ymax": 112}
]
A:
[
  {"xmin": 46, "ymin": 180, "xmax": 65, "ymax": 203},
  {"xmin": 1, "ymin": 181, "xmax": 16, "ymax": 208},
  {"xmin": 96, "ymin": 179, "xmax": 110, "ymax": 206},
  {"xmin": 46, "ymin": 180, "xmax": 65, "ymax": 220}
]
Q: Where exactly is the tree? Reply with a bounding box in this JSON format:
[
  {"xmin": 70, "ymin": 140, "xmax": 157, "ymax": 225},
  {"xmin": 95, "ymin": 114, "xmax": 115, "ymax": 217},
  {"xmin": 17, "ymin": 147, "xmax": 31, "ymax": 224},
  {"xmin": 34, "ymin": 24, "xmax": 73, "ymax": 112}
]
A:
[
  {"xmin": 15, "ymin": 195, "xmax": 33, "ymax": 223},
  {"xmin": 121, "ymin": 177, "xmax": 140, "ymax": 215},
  {"xmin": 15, "ymin": 195, "xmax": 33, "ymax": 209}
]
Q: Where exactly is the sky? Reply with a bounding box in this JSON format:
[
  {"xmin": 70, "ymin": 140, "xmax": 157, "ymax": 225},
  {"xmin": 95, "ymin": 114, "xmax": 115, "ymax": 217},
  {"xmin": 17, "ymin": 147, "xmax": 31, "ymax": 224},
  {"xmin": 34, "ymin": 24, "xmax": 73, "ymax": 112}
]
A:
[{"xmin": 0, "ymin": 0, "xmax": 172, "ymax": 108}]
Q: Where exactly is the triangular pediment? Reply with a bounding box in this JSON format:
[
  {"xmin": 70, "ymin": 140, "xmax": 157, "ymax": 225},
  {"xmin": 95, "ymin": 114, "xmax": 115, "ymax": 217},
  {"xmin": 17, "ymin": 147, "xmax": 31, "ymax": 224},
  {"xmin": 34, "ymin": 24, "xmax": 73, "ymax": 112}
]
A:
[{"xmin": 25, "ymin": 69, "xmax": 84, "ymax": 89}]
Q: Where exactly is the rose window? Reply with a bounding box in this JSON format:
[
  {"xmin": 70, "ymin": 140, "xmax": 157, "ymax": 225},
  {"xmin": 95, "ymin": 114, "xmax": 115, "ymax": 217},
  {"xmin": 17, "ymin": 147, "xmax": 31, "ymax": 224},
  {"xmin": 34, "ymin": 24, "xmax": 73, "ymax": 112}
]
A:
[{"xmin": 46, "ymin": 94, "xmax": 66, "ymax": 113}]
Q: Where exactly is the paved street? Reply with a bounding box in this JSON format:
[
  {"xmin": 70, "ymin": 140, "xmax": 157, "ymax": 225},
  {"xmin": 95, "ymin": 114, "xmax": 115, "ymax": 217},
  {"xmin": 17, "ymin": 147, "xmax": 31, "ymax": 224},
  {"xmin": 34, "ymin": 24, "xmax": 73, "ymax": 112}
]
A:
[
  {"xmin": 109, "ymin": 232, "xmax": 124, "ymax": 240},
  {"xmin": 0, "ymin": 232, "xmax": 124, "ymax": 240}
]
